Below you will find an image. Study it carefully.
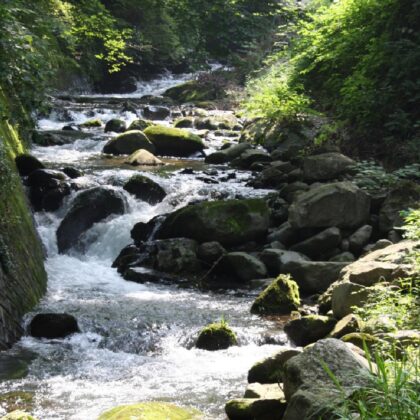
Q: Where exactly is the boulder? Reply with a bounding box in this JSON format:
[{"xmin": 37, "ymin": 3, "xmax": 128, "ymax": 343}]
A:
[
  {"xmin": 123, "ymin": 175, "xmax": 166, "ymax": 204},
  {"xmin": 124, "ymin": 149, "xmax": 164, "ymax": 166},
  {"xmin": 56, "ymin": 187, "xmax": 126, "ymax": 253},
  {"xmin": 349, "ymin": 225, "xmax": 373, "ymax": 253},
  {"xmin": 302, "ymin": 152, "xmax": 355, "ymax": 181},
  {"xmin": 248, "ymin": 348, "xmax": 302, "ymax": 384},
  {"xmin": 143, "ymin": 105, "xmax": 170, "ymax": 120},
  {"xmin": 197, "ymin": 241, "xmax": 226, "ymax": 265},
  {"xmin": 127, "ymin": 119, "xmax": 153, "ymax": 131},
  {"xmin": 196, "ymin": 321, "xmax": 237, "ymax": 351},
  {"xmin": 282, "ymin": 339, "xmax": 372, "ymax": 420},
  {"xmin": 289, "ymin": 182, "xmax": 371, "ymax": 229},
  {"xmin": 259, "ymin": 249, "xmax": 310, "ymax": 276},
  {"xmin": 342, "ymin": 261, "xmax": 400, "ymax": 287},
  {"xmin": 29, "ymin": 313, "xmax": 79, "ymax": 339},
  {"xmin": 330, "ymin": 252, "xmax": 355, "ymax": 262},
  {"xmin": 379, "ymin": 181, "xmax": 420, "ymax": 232},
  {"xmin": 284, "ymin": 315, "xmax": 336, "ymax": 346},
  {"xmin": 79, "ymin": 118, "xmax": 102, "ymax": 128},
  {"xmin": 290, "ymin": 227, "xmax": 341, "ymax": 259},
  {"xmin": 215, "ymin": 252, "xmax": 267, "ymax": 283},
  {"xmin": 251, "ymin": 275, "xmax": 300, "ymax": 315},
  {"xmin": 244, "ymin": 383, "xmax": 285, "ymax": 400},
  {"xmin": 205, "ymin": 143, "xmax": 252, "ymax": 164},
  {"xmin": 164, "ymin": 79, "xmax": 224, "ymax": 103},
  {"xmin": 98, "ymin": 402, "xmax": 201, "ymax": 420},
  {"xmin": 32, "ymin": 130, "xmax": 91, "ymax": 146},
  {"xmin": 103, "ymin": 130, "xmax": 155, "ymax": 155},
  {"xmin": 174, "ymin": 117, "xmax": 194, "ymax": 128},
  {"xmin": 15, "ymin": 154, "xmax": 44, "ymax": 177},
  {"xmin": 130, "ymin": 216, "xmax": 163, "ymax": 245},
  {"xmin": 144, "ymin": 125, "xmax": 204, "ymax": 157},
  {"xmin": 329, "ymin": 314, "xmax": 363, "ymax": 338},
  {"xmin": 104, "ymin": 118, "xmax": 126, "ymax": 133},
  {"xmin": 157, "ymin": 199, "xmax": 270, "ymax": 246},
  {"xmin": 62, "ymin": 167, "xmax": 83, "ymax": 179},
  {"xmin": 282, "ymin": 261, "xmax": 349, "ymax": 294},
  {"xmin": 231, "ymin": 149, "xmax": 272, "ymax": 170},
  {"xmin": 225, "ymin": 398, "xmax": 286, "ymax": 420},
  {"xmin": 331, "ymin": 282, "xmax": 373, "ymax": 319}
]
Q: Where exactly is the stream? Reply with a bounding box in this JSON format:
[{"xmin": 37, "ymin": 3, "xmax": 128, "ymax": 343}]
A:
[{"xmin": 0, "ymin": 70, "xmax": 287, "ymax": 419}]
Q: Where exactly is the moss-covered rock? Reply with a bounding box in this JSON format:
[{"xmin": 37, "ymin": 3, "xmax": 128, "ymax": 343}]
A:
[
  {"xmin": 284, "ymin": 315, "xmax": 337, "ymax": 346},
  {"xmin": 157, "ymin": 199, "xmax": 270, "ymax": 246},
  {"xmin": 215, "ymin": 252, "xmax": 267, "ymax": 283},
  {"xmin": 103, "ymin": 130, "xmax": 155, "ymax": 155},
  {"xmin": 225, "ymin": 398, "xmax": 286, "ymax": 420},
  {"xmin": 125, "ymin": 149, "xmax": 164, "ymax": 166},
  {"xmin": 251, "ymin": 275, "xmax": 300, "ymax": 316},
  {"xmin": 164, "ymin": 80, "xmax": 225, "ymax": 103},
  {"xmin": 0, "ymin": 391, "xmax": 34, "ymax": 413},
  {"xmin": 0, "ymin": 411, "xmax": 38, "ymax": 420},
  {"xmin": 104, "ymin": 119, "xmax": 126, "ymax": 133},
  {"xmin": 143, "ymin": 125, "xmax": 204, "ymax": 157},
  {"xmin": 123, "ymin": 175, "xmax": 166, "ymax": 205},
  {"xmin": 79, "ymin": 118, "xmax": 102, "ymax": 128},
  {"xmin": 98, "ymin": 402, "xmax": 202, "ymax": 420},
  {"xmin": 196, "ymin": 321, "xmax": 237, "ymax": 351},
  {"xmin": 127, "ymin": 119, "xmax": 153, "ymax": 132},
  {"xmin": 174, "ymin": 117, "xmax": 194, "ymax": 128}
]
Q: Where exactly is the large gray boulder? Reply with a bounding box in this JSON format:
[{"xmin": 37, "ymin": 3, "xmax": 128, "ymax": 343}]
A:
[
  {"xmin": 282, "ymin": 339, "xmax": 372, "ymax": 420},
  {"xmin": 123, "ymin": 175, "xmax": 166, "ymax": 205},
  {"xmin": 260, "ymin": 249, "xmax": 310, "ymax": 276},
  {"xmin": 215, "ymin": 252, "xmax": 267, "ymax": 283},
  {"xmin": 302, "ymin": 152, "xmax": 355, "ymax": 181},
  {"xmin": 289, "ymin": 182, "xmax": 370, "ymax": 229},
  {"xmin": 284, "ymin": 315, "xmax": 336, "ymax": 346},
  {"xmin": 205, "ymin": 143, "xmax": 252, "ymax": 164},
  {"xmin": 125, "ymin": 149, "xmax": 164, "ymax": 166},
  {"xmin": 282, "ymin": 260, "xmax": 349, "ymax": 294},
  {"xmin": 57, "ymin": 187, "xmax": 126, "ymax": 253},
  {"xmin": 157, "ymin": 199, "xmax": 270, "ymax": 246}
]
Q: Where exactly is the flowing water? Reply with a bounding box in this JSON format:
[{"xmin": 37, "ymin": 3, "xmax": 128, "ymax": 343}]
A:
[{"xmin": 0, "ymin": 71, "xmax": 287, "ymax": 419}]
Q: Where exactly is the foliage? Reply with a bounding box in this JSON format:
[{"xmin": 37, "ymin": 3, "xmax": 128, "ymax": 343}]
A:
[
  {"xmin": 329, "ymin": 347, "xmax": 419, "ymax": 420},
  {"xmin": 244, "ymin": 0, "xmax": 420, "ymax": 165}
]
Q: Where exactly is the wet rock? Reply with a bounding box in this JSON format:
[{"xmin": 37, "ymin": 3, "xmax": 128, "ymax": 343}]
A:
[
  {"xmin": 379, "ymin": 181, "xmax": 420, "ymax": 232},
  {"xmin": 98, "ymin": 402, "xmax": 201, "ymax": 420},
  {"xmin": 127, "ymin": 119, "xmax": 153, "ymax": 131},
  {"xmin": 282, "ymin": 339, "xmax": 372, "ymax": 420},
  {"xmin": 29, "ymin": 313, "xmax": 79, "ymax": 339},
  {"xmin": 303, "ymin": 152, "xmax": 355, "ymax": 181},
  {"xmin": 282, "ymin": 261, "xmax": 348, "ymax": 294},
  {"xmin": 225, "ymin": 398, "xmax": 286, "ymax": 420},
  {"xmin": 125, "ymin": 149, "xmax": 164, "ymax": 166},
  {"xmin": 289, "ymin": 182, "xmax": 371, "ymax": 229},
  {"xmin": 0, "ymin": 355, "xmax": 29, "ymax": 380},
  {"xmin": 123, "ymin": 266, "xmax": 175, "ymax": 284},
  {"xmin": 103, "ymin": 130, "xmax": 155, "ymax": 155},
  {"xmin": 214, "ymin": 252, "xmax": 267, "ymax": 283},
  {"xmin": 174, "ymin": 117, "xmax": 194, "ymax": 128},
  {"xmin": 248, "ymin": 348, "xmax": 302, "ymax": 384},
  {"xmin": 251, "ymin": 275, "xmax": 300, "ymax": 315},
  {"xmin": 284, "ymin": 315, "xmax": 336, "ymax": 346},
  {"xmin": 0, "ymin": 410, "xmax": 38, "ymax": 420},
  {"xmin": 244, "ymin": 383, "xmax": 285, "ymax": 400},
  {"xmin": 260, "ymin": 249, "xmax": 310, "ymax": 276},
  {"xmin": 130, "ymin": 215, "xmax": 164, "ymax": 245},
  {"xmin": 231, "ymin": 149, "xmax": 272, "ymax": 170},
  {"xmin": 32, "ymin": 130, "xmax": 91, "ymax": 146},
  {"xmin": 157, "ymin": 199, "xmax": 270, "ymax": 246},
  {"xmin": 144, "ymin": 125, "xmax": 204, "ymax": 157},
  {"xmin": 79, "ymin": 118, "xmax": 102, "ymax": 128},
  {"xmin": 0, "ymin": 391, "xmax": 34, "ymax": 414},
  {"xmin": 123, "ymin": 175, "xmax": 166, "ymax": 205},
  {"xmin": 57, "ymin": 187, "xmax": 126, "ymax": 253},
  {"xmin": 196, "ymin": 321, "xmax": 237, "ymax": 351},
  {"xmin": 15, "ymin": 154, "xmax": 45, "ymax": 177},
  {"xmin": 41, "ymin": 185, "xmax": 71, "ymax": 212},
  {"xmin": 62, "ymin": 167, "xmax": 83, "ymax": 179},
  {"xmin": 205, "ymin": 143, "xmax": 251, "ymax": 164},
  {"xmin": 290, "ymin": 227, "xmax": 341, "ymax": 259},
  {"xmin": 349, "ymin": 225, "xmax": 373, "ymax": 254},
  {"xmin": 104, "ymin": 118, "xmax": 126, "ymax": 133},
  {"xmin": 197, "ymin": 241, "xmax": 226, "ymax": 265},
  {"xmin": 143, "ymin": 105, "xmax": 170, "ymax": 120}
]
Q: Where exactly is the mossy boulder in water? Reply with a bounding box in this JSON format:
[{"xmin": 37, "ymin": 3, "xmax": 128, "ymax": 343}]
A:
[
  {"xmin": 0, "ymin": 411, "xmax": 38, "ymax": 420},
  {"xmin": 0, "ymin": 391, "xmax": 34, "ymax": 413},
  {"xmin": 103, "ymin": 130, "xmax": 155, "ymax": 155},
  {"xmin": 164, "ymin": 80, "xmax": 224, "ymax": 103},
  {"xmin": 215, "ymin": 252, "xmax": 267, "ymax": 283},
  {"xmin": 251, "ymin": 275, "xmax": 300, "ymax": 316},
  {"xmin": 284, "ymin": 315, "xmax": 336, "ymax": 346},
  {"xmin": 196, "ymin": 321, "xmax": 237, "ymax": 351},
  {"xmin": 104, "ymin": 119, "xmax": 126, "ymax": 133},
  {"xmin": 123, "ymin": 175, "xmax": 166, "ymax": 205},
  {"xmin": 79, "ymin": 118, "xmax": 102, "ymax": 128},
  {"xmin": 29, "ymin": 313, "xmax": 79, "ymax": 339},
  {"xmin": 144, "ymin": 125, "xmax": 204, "ymax": 157},
  {"xmin": 128, "ymin": 119, "xmax": 153, "ymax": 131},
  {"xmin": 125, "ymin": 149, "xmax": 164, "ymax": 166},
  {"xmin": 98, "ymin": 402, "xmax": 202, "ymax": 420},
  {"xmin": 157, "ymin": 199, "xmax": 270, "ymax": 246}
]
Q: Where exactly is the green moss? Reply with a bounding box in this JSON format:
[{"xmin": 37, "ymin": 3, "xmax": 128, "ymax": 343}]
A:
[
  {"xmin": 0, "ymin": 411, "xmax": 38, "ymax": 420},
  {"xmin": 251, "ymin": 275, "xmax": 300, "ymax": 315},
  {"xmin": 173, "ymin": 117, "xmax": 194, "ymax": 128},
  {"xmin": 0, "ymin": 392, "xmax": 34, "ymax": 413},
  {"xmin": 196, "ymin": 321, "xmax": 237, "ymax": 351},
  {"xmin": 164, "ymin": 80, "xmax": 224, "ymax": 103},
  {"xmin": 79, "ymin": 118, "xmax": 102, "ymax": 128},
  {"xmin": 341, "ymin": 332, "xmax": 380, "ymax": 351},
  {"xmin": 98, "ymin": 402, "xmax": 202, "ymax": 420},
  {"xmin": 128, "ymin": 119, "xmax": 153, "ymax": 131},
  {"xmin": 144, "ymin": 125, "xmax": 202, "ymax": 143}
]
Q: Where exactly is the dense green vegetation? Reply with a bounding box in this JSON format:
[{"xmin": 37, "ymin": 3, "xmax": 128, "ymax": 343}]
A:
[{"xmin": 244, "ymin": 0, "xmax": 420, "ymax": 165}]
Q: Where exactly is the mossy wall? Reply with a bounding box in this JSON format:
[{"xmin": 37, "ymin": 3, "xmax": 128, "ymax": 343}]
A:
[{"xmin": 0, "ymin": 86, "xmax": 47, "ymax": 350}]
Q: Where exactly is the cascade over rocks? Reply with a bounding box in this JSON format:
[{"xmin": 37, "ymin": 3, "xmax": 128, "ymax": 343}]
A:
[
  {"xmin": 157, "ymin": 199, "xmax": 270, "ymax": 246},
  {"xmin": 289, "ymin": 182, "xmax": 371, "ymax": 229},
  {"xmin": 57, "ymin": 187, "xmax": 126, "ymax": 253}
]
